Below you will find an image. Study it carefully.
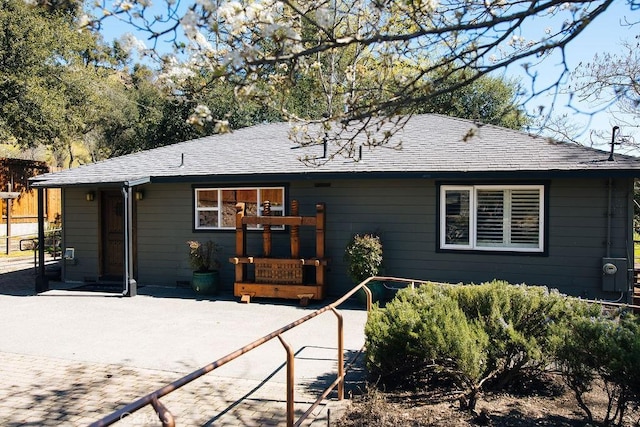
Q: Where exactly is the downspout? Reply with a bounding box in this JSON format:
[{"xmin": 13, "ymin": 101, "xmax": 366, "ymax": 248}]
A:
[
  {"xmin": 607, "ymin": 177, "xmax": 612, "ymax": 258},
  {"xmin": 121, "ymin": 186, "xmax": 129, "ymax": 296},
  {"xmin": 601, "ymin": 125, "xmax": 627, "ymax": 302},
  {"xmin": 606, "ymin": 126, "xmax": 619, "ymax": 257},
  {"xmin": 121, "ymin": 185, "xmax": 137, "ymax": 297},
  {"xmin": 627, "ymin": 182, "xmax": 635, "ymax": 304},
  {"xmin": 602, "ymin": 177, "xmax": 626, "ymax": 303}
]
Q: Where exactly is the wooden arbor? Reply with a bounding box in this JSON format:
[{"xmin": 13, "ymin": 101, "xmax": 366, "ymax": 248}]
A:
[{"xmin": 229, "ymin": 200, "xmax": 328, "ymax": 305}]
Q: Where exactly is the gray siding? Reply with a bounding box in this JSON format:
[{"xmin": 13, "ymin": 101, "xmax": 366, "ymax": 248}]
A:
[
  {"xmin": 136, "ymin": 183, "xmax": 219, "ymax": 286},
  {"xmin": 60, "ymin": 177, "xmax": 634, "ymax": 300},
  {"xmin": 291, "ymin": 177, "xmax": 633, "ymax": 299},
  {"xmin": 62, "ymin": 187, "xmax": 100, "ymax": 282}
]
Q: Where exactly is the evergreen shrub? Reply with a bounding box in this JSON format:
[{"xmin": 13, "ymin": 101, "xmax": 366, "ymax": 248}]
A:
[
  {"xmin": 365, "ymin": 280, "xmax": 577, "ymax": 410},
  {"xmin": 554, "ymin": 308, "xmax": 640, "ymax": 426},
  {"xmin": 344, "ymin": 233, "xmax": 383, "ymax": 284}
]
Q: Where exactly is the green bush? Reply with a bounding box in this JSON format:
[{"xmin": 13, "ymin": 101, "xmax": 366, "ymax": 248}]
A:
[
  {"xmin": 365, "ymin": 285, "xmax": 488, "ymax": 386},
  {"xmin": 365, "ymin": 280, "xmax": 640, "ymax": 419},
  {"xmin": 344, "ymin": 233, "xmax": 383, "ymax": 284},
  {"xmin": 365, "ymin": 281, "xmax": 579, "ymax": 410},
  {"xmin": 446, "ymin": 281, "xmax": 574, "ymax": 387},
  {"xmin": 554, "ymin": 308, "xmax": 640, "ymax": 426}
]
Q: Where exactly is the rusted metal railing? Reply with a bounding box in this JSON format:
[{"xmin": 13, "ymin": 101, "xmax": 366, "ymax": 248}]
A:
[
  {"xmin": 89, "ymin": 276, "xmax": 422, "ymax": 427},
  {"xmin": 90, "ymin": 275, "xmax": 639, "ymax": 426}
]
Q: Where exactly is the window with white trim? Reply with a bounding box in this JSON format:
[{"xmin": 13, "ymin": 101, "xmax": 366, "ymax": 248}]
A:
[
  {"xmin": 195, "ymin": 187, "xmax": 285, "ymax": 230},
  {"xmin": 440, "ymin": 185, "xmax": 544, "ymax": 252}
]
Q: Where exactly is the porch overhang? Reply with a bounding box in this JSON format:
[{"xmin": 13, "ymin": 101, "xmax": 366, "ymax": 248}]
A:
[{"xmin": 29, "ymin": 176, "xmax": 151, "ymax": 189}]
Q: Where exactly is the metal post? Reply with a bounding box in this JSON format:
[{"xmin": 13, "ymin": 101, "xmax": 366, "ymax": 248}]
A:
[
  {"xmin": 5, "ymin": 182, "xmax": 11, "ymax": 255},
  {"xmin": 362, "ymin": 284, "xmax": 373, "ymax": 312},
  {"xmin": 330, "ymin": 307, "xmax": 344, "ymax": 400},
  {"xmin": 277, "ymin": 335, "xmax": 295, "ymax": 427},
  {"xmin": 150, "ymin": 397, "xmax": 175, "ymax": 427},
  {"xmin": 608, "ymin": 126, "xmax": 620, "ymax": 161},
  {"xmin": 35, "ymin": 188, "xmax": 48, "ymax": 292}
]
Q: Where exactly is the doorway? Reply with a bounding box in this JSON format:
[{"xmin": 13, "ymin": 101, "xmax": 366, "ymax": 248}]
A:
[{"xmin": 101, "ymin": 190, "xmax": 124, "ymax": 280}]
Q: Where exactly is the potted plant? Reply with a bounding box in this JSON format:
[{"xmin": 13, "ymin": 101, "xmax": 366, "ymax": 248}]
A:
[
  {"xmin": 187, "ymin": 239, "xmax": 221, "ymax": 295},
  {"xmin": 344, "ymin": 233, "xmax": 385, "ymax": 304}
]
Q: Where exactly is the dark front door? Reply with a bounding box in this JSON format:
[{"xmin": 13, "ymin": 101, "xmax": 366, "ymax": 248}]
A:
[{"xmin": 101, "ymin": 190, "xmax": 124, "ymax": 280}]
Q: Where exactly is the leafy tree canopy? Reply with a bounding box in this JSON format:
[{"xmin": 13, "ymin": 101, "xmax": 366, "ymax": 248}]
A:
[{"xmin": 0, "ymin": 0, "xmax": 124, "ymax": 165}]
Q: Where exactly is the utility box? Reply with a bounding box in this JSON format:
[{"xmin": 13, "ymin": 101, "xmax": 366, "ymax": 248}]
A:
[{"xmin": 602, "ymin": 257, "xmax": 628, "ymax": 292}]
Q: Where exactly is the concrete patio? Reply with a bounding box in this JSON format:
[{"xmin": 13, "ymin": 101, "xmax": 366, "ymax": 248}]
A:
[{"xmin": 0, "ymin": 256, "xmax": 368, "ymax": 426}]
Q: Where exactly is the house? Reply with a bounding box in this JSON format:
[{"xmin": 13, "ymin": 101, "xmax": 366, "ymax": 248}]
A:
[{"xmin": 29, "ymin": 114, "xmax": 640, "ymax": 301}]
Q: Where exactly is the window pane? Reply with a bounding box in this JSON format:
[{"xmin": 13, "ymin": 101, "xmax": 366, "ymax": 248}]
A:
[
  {"xmin": 197, "ymin": 190, "xmax": 218, "ymax": 208},
  {"xmin": 236, "ymin": 189, "xmax": 257, "ymax": 204},
  {"xmin": 221, "ymin": 189, "xmax": 259, "ymax": 227},
  {"xmin": 198, "ymin": 211, "xmax": 219, "ymax": 228},
  {"xmin": 510, "ymin": 189, "xmax": 540, "ymax": 247},
  {"xmin": 195, "ymin": 187, "xmax": 285, "ymax": 230},
  {"xmin": 262, "ymin": 188, "xmax": 284, "ymax": 207},
  {"xmin": 445, "ymin": 190, "xmax": 470, "ymax": 245},
  {"xmin": 222, "ymin": 202, "xmax": 237, "ymax": 227},
  {"xmin": 477, "ymin": 190, "xmax": 504, "ymax": 246}
]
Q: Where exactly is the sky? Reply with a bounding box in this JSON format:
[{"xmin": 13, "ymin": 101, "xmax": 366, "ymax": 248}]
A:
[
  {"xmin": 97, "ymin": 1, "xmax": 638, "ymax": 154},
  {"xmin": 499, "ymin": 1, "xmax": 638, "ymax": 153}
]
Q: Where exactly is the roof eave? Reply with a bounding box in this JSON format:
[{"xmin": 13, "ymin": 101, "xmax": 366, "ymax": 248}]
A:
[
  {"xmin": 146, "ymin": 168, "xmax": 640, "ymax": 184},
  {"xmin": 29, "ymin": 177, "xmax": 151, "ymax": 189}
]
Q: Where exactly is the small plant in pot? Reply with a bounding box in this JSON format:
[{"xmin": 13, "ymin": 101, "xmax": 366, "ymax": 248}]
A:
[
  {"xmin": 187, "ymin": 239, "xmax": 221, "ymax": 295},
  {"xmin": 344, "ymin": 233, "xmax": 384, "ymax": 305}
]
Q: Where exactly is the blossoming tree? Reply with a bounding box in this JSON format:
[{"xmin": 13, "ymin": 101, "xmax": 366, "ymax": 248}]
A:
[{"xmin": 90, "ymin": 0, "xmax": 635, "ymax": 162}]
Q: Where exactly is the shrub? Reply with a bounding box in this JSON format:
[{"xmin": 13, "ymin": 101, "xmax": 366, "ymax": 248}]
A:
[
  {"xmin": 344, "ymin": 233, "xmax": 383, "ymax": 284},
  {"xmin": 365, "ymin": 281, "xmax": 577, "ymax": 411},
  {"xmin": 446, "ymin": 281, "xmax": 572, "ymax": 388},
  {"xmin": 186, "ymin": 239, "xmax": 220, "ymax": 272},
  {"xmin": 365, "ymin": 284, "xmax": 488, "ymax": 383},
  {"xmin": 554, "ymin": 308, "xmax": 640, "ymax": 426}
]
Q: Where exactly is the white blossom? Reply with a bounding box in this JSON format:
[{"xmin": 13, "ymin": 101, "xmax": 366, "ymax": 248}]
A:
[
  {"xmin": 225, "ymin": 50, "xmax": 245, "ymax": 69},
  {"xmin": 245, "ymin": 3, "xmax": 265, "ymax": 22},
  {"xmin": 77, "ymin": 14, "xmax": 91, "ymax": 29},
  {"xmin": 195, "ymin": 0, "xmax": 215, "ymax": 12},
  {"xmin": 114, "ymin": 0, "xmax": 134, "ymax": 11},
  {"xmin": 180, "ymin": 9, "xmax": 200, "ymax": 39},
  {"xmin": 508, "ymin": 35, "xmax": 527, "ymax": 47},
  {"xmin": 218, "ymin": 1, "xmax": 244, "ymax": 24},
  {"xmin": 419, "ymin": 0, "xmax": 438, "ymax": 13},
  {"xmin": 158, "ymin": 56, "xmax": 196, "ymax": 87},
  {"xmin": 315, "ymin": 8, "xmax": 332, "ymax": 28},
  {"xmin": 118, "ymin": 33, "xmax": 147, "ymax": 55},
  {"xmin": 187, "ymin": 104, "xmax": 213, "ymax": 127},
  {"xmin": 214, "ymin": 120, "xmax": 230, "ymax": 133}
]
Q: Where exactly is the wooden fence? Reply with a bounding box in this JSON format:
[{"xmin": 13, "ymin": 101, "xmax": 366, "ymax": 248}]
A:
[
  {"xmin": 2, "ymin": 187, "xmax": 61, "ymax": 225},
  {"xmin": 1, "ymin": 158, "xmax": 62, "ymax": 253}
]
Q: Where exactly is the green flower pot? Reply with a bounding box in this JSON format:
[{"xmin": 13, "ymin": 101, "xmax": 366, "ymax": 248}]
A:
[
  {"xmin": 192, "ymin": 270, "xmax": 220, "ymax": 295},
  {"xmin": 356, "ymin": 281, "xmax": 386, "ymax": 306}
]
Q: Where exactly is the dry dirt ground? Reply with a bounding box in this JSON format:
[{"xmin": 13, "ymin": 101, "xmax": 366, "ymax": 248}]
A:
[{"xmin": 335, "ymin": 373, "xmax": 640, "ymax": 427}]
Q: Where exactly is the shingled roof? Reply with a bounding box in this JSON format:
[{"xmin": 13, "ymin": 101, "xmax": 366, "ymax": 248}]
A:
[{"xmin": 30, "ymin": 114, "xmax": 640, "ymax": 188}]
